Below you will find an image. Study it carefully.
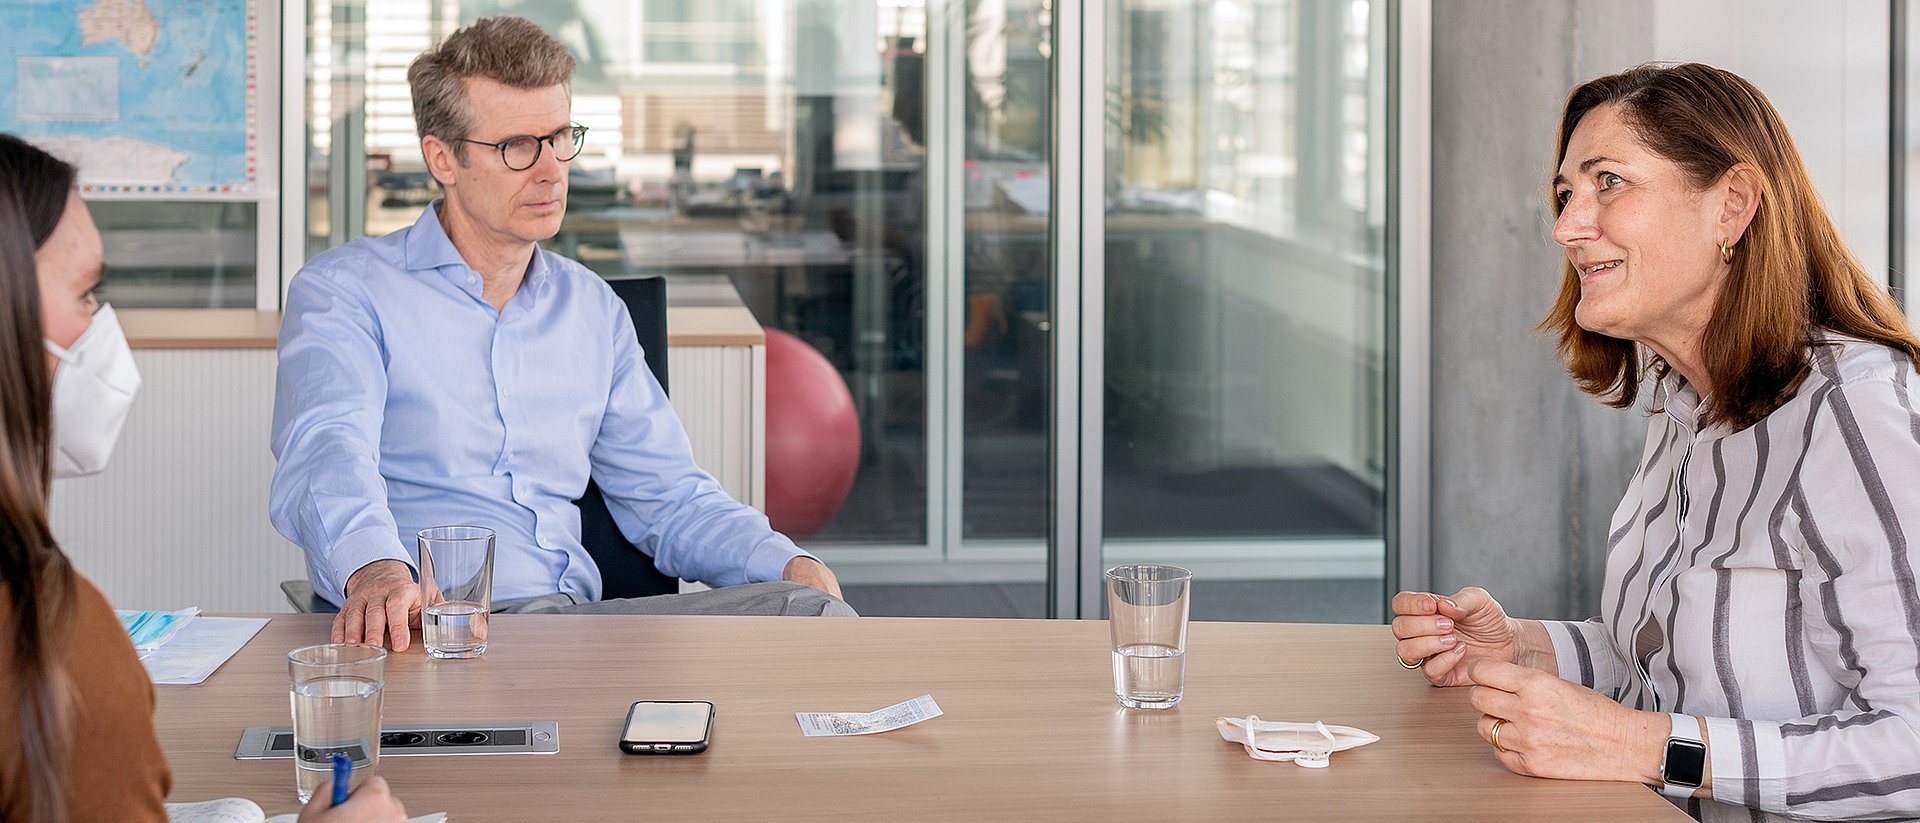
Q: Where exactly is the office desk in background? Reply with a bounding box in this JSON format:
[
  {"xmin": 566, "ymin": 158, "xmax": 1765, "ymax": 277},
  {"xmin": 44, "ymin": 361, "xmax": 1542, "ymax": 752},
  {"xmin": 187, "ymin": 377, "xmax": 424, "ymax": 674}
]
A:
[
  {"xmin": 155, "ymin": 616, "xmax": 1688, "ymax": 821},
  {"xmin": 617, "ymin": 226, "xmax": 855, "ymax": 273},
  {"xmin": 614, "ymin": 225, "xmax": 856, "ymax": 340}
]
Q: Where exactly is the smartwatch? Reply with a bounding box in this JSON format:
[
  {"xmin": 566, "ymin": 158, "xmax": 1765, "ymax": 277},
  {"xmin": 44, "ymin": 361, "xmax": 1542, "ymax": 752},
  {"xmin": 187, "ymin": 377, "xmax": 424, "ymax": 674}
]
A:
[{"xmin": 1659, "ymin": 713, "xmax": 1707, "ymax": 798}]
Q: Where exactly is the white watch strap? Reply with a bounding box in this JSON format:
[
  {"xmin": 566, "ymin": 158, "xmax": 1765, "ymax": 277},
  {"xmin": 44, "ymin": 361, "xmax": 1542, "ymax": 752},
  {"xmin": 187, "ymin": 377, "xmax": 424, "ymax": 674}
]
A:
[
  {"xmin": 1659, "ymin": 713, "xmax": 1705, "ymax": 799},
  {"xmin": 1657, "ymin": 782, "xmax": 1697, "ymax": 799},
  {"xmin": 1668, "ymin": 713, "xmax": 1704, "ymax": 743}
]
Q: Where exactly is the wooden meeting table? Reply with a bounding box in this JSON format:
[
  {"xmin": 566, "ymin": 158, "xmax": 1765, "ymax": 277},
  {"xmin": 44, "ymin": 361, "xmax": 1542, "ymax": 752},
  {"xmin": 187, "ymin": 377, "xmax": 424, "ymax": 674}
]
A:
[{"xmin": 154, "ymin": 615, "xmax": 1689, "ymax": 821}]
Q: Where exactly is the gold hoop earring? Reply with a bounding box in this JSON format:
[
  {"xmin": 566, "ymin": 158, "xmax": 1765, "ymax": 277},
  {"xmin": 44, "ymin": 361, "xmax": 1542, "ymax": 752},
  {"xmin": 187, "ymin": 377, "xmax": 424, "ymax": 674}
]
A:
[{"xmin": 1719, "ymin": 239, "xmax": 1735, "ymax": 264}]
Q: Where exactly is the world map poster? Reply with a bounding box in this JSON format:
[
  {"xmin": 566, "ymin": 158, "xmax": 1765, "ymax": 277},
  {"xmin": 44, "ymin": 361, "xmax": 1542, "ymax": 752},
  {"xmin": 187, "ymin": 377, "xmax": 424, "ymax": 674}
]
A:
[{"xmin": 0, "ymin": 0, "xmax": 257, "ymax": 196}]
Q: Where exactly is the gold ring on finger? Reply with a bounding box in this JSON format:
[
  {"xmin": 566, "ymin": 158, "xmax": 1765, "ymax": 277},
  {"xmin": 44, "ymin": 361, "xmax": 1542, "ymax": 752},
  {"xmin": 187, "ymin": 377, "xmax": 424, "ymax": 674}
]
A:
[{"xmin": 1490, "ymin": 718, "xmax": 1509, "ymax": 753}]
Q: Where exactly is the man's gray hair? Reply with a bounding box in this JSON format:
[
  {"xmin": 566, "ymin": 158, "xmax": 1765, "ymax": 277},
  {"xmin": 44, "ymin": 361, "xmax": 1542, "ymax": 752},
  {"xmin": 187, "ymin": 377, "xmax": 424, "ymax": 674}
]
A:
[{"xmin": 407, "ymin": 16, "xmax": 575, "ymax": 149}]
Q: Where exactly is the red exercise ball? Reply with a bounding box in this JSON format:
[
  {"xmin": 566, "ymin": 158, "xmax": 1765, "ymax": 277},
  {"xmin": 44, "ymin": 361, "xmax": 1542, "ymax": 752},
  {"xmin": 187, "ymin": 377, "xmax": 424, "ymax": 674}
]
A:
[{"xmin": 764, "ymin": 328, "xmax": 860, "ymax": 539}]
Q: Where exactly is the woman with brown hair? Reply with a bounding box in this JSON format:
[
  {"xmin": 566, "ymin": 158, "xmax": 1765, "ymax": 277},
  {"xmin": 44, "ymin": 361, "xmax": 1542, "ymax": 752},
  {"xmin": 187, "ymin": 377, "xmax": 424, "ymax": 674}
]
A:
[
  {"xmin": 0, "ymin": 135, "xmax": 406, "ymax": 820},
  {"xmin": 1391, "ymin": 64, "xmax": 1920, "ymax": 821}
]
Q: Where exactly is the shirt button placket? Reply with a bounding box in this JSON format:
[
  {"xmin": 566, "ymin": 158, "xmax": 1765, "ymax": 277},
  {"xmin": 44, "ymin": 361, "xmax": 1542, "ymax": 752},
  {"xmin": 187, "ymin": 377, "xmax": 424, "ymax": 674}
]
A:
[{"xmin": 492, "ymin": 321, "xmax": 514, "ymax": 479}]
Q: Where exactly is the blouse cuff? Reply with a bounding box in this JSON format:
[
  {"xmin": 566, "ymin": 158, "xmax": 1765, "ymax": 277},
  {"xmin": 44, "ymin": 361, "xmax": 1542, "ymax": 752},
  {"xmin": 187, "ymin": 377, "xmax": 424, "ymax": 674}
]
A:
[
  {"xmin": 1539, "ymin": 618, "xmax": 1627, "ymax": 693},
  {"xmin": 1700, "ymin": 714, "xmax": 1787, "ymax": 812}
]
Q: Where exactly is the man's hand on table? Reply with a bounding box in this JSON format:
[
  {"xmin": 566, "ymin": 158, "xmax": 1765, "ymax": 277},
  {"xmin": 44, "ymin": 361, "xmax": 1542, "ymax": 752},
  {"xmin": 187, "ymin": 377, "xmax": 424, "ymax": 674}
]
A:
[
  {"xmin": 334, "ymin": 560, "xmax": 422, "ymax": 651},
  {"xmin": 784, "ymin": 556, "xmax": 844, "ymax": 599}
]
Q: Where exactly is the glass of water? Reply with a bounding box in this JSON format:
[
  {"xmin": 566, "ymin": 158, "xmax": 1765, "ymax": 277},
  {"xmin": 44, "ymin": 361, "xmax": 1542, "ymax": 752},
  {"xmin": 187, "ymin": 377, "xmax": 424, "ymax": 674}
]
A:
[
  {"xmin": 418, "ymin": 525, "xmax": 495, "ymax": 659},
  {"xmin": 288, "ymin": 643, "xmax": 385, "ymax": 802},
  {"xmin": 1107, "ymin": 564, "xmax": 1192, "ymax": 710}
]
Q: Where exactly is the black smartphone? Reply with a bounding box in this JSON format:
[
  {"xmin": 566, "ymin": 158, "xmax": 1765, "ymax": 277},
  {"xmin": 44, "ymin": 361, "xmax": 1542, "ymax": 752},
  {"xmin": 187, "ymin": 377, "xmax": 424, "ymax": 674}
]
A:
[{"xmin": 619, "ymin": 700, "xmax": 715, "ymax": 754}]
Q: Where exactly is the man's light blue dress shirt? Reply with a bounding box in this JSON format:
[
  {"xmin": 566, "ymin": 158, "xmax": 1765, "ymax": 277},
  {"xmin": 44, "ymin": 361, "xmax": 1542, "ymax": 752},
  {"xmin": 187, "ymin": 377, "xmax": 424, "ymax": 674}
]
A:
[{"xmin": 270, "ymin": 202, "xmax": 809, "ymax": 604}]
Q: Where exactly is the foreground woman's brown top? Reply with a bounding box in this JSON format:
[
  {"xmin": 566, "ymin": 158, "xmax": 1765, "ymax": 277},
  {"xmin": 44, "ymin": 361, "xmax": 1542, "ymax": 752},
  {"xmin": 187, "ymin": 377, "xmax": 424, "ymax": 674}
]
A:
[{"xmin": 0, "ymin": 573, "xmax": 171, "ymax": 820}]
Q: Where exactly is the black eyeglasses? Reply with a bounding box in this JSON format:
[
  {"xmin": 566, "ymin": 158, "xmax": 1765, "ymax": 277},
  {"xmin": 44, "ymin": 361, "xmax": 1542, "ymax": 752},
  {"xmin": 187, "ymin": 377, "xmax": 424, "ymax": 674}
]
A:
[{"xmin": 454, "ymin": 124, "xmax": 588, "ymax": 171}]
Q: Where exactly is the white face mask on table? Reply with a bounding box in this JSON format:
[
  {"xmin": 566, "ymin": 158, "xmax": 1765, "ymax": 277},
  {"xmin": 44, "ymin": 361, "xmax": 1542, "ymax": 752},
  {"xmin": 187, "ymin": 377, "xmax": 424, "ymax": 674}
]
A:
[
  {"xmin": 45, "ymin": 303, "xmax": 142, "ymax": 477},
  {"xmin": 1215, "ymin": 716, "xmax": 1380, "ymax": 768}
]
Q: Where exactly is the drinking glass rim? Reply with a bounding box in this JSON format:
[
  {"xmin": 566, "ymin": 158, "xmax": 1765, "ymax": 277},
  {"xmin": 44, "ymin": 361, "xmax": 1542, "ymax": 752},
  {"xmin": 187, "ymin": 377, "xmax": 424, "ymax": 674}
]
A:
[
  {"xmin": 417, "ymin": 525, "xmax": 495, "ymax": 542},
  {"xmin": 287, "ymin": 642, "xmax": 387, "ymax": 667},
  {"xmin": 1105, "ymin": 563, "xmax": 1192, "ymax": 583}
]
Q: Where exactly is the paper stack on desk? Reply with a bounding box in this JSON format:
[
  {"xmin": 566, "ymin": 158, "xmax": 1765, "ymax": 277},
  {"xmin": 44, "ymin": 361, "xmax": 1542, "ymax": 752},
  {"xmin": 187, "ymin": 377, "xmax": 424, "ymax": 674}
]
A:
[{"xmin": 133, "ymin": 614, "xmax": 270, "ymax": 685}]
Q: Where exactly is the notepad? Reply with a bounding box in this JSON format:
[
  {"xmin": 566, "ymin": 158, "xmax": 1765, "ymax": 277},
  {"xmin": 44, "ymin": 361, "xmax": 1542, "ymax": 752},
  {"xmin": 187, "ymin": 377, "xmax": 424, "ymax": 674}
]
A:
[
  {"xmin": 140, "ymin": 616, "xmax": 269, "ymax": 685},
  {"xmin": 165, "ymin": 798, "xmax": 447, "ymax": 823}
]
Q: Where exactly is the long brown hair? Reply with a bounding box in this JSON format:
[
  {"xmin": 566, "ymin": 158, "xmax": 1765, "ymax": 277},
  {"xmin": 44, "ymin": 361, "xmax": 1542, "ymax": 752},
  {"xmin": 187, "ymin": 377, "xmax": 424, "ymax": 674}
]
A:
[
  {"xmin": 0, "ymin": 133, "xmax": 79, "ymax": 823},
  {"xmin": 1540, "ymin": 63, "xmax": 1920, "ymax": 429}
]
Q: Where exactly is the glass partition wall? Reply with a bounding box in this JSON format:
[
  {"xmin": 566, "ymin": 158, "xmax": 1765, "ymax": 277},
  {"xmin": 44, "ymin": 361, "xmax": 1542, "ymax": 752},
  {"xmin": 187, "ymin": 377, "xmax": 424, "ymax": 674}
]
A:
[
  {"xmin": 304, "ymin": 0, "xmax": 1393, "ymax": 620},
  {"xmin": 1097, "ymin": 0, "xmax": 1387, "ymax": 620}
]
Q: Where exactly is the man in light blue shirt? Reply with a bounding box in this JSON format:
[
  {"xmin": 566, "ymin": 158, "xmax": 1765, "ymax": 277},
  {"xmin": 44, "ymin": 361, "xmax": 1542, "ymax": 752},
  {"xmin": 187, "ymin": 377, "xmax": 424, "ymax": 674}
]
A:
[{"xmin": 271, "ymin": 16, "xmax": 851, "ymax": 650}]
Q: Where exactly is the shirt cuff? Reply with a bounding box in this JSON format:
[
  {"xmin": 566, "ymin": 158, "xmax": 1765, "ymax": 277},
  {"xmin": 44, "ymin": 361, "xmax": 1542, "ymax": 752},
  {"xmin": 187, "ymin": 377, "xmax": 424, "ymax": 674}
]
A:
[
  {"xmin": 743, "ymin": 536, "xmax": 815, "ymax": 585},
  {"xmin": 1539, "ymin": 618, "xmax": 1618, "ymax": 690},
  {"xmin": 1700, "ymin": 715, "xmax": 1786, "ymax": 812},
  {"xmin": 316, "ymin": 527, "xmax": 414, "ymax": 605}
]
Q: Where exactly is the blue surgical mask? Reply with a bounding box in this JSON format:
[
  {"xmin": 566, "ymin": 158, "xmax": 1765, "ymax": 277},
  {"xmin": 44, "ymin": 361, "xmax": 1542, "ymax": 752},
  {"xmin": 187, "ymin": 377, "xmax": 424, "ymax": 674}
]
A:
[{"xmin": 117, "ymin": 606, "xmax": 199, "ymax": 654}]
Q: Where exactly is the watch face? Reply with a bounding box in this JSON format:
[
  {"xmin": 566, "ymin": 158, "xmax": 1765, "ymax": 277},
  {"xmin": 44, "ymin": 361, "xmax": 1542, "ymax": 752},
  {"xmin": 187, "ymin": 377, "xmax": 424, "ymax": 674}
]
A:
[{"xmin": 1665, "ymin": 738, "xmax": 1707, "ymax": 787}]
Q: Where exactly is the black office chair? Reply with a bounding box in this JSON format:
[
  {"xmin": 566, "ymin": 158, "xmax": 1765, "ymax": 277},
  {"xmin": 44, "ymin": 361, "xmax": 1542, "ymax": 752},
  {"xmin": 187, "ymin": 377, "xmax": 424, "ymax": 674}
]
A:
[
  {"xmin": 579, "ymin": 276, "xmax": 679, "ymax": 600},
  {"xmin": 280, "ymin": 275, "xmax": 680, "ymax": 611}
]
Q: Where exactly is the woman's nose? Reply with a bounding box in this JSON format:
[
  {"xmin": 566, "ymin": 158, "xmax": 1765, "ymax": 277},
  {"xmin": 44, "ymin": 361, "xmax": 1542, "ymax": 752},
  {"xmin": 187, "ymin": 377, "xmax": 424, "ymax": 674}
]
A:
[{"xmin": 1553, "ymin": 195, "xmax": 1597, "ymax": 247}]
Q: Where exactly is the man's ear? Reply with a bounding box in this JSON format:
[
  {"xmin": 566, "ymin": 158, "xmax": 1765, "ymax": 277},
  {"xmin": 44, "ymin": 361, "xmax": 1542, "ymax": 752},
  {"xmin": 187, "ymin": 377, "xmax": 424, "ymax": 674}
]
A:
[
  {"xmin": 423, "ymin": 135, "xmax": 460, "ymax": 189},
  {"xmin": 1719, "ymin": 162, "xmax": 1761, "ymax": 245}
]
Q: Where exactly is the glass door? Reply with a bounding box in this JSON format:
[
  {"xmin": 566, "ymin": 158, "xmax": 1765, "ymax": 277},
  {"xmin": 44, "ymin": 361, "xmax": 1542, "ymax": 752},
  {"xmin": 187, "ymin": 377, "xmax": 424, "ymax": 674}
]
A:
[
  {"xmin": 807, "ymin": 0, "xmax": 1057, "ymax": 617},
  {"xmin": 1094, "ymin": 0, "xmax": 1390, "ymax": 622}
]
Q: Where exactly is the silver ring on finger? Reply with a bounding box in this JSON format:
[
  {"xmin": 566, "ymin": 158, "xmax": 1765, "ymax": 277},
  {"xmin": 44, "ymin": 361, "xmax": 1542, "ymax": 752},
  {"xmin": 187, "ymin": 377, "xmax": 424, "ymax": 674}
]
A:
[{"xmin": 1397, "ymin": 653, "xmax": 1428, "ymax": 669}]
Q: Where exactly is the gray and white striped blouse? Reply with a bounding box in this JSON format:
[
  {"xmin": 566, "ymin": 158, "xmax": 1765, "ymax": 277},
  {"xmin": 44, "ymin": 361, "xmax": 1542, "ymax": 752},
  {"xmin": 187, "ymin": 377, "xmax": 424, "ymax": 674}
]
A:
[{"xmin": 1539, "ymin": 334, "xmax": 1920, "ymax": 822}]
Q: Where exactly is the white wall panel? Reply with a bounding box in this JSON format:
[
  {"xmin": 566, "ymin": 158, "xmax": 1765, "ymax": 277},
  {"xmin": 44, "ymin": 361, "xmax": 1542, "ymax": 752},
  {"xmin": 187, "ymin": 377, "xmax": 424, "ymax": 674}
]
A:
[{"xmin": 50, "ymin": 349, "xmax": 300, "ymax": 612}]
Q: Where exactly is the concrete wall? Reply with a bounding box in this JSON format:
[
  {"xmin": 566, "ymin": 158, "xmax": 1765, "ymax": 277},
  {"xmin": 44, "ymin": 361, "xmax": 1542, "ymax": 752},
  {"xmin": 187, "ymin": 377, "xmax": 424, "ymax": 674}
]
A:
[
  {"xmin": 1429, "ymin": 1, "xmax": 1658, "ymax": 620},
  {"xmin": 1429, "ymin": 1, "xmax": 1894, "ymax": 620}
]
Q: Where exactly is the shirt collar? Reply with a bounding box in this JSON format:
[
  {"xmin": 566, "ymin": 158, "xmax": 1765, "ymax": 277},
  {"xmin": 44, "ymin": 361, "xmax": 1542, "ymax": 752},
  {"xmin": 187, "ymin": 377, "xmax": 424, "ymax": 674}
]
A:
[
  {"xmin": 402, "ymin": 200, "xmax": 466, "ymax": 273},
  {"xmin": 1660, "ymin": 371, "xmax": 1700, "ymax": 432},
  {"xmin": 401, "ymin": 199, "xmax": 554, "ymax": 304},
  {"xmin": 523, "ymin": 246, "xmax": 551, "ymax": 297}
]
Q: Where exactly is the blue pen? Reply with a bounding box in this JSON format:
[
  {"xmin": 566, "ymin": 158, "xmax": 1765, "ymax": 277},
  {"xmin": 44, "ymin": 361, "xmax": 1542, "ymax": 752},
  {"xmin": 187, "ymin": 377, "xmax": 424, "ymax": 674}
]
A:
[{"xmin": 329, "ymin": 752, "xmax": 351, "ymax": 806}]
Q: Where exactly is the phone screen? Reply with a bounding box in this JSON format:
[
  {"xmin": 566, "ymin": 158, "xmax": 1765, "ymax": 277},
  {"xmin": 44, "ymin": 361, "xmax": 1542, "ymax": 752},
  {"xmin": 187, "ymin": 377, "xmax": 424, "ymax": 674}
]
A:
[{"xmin": 622, "ymin": 701, "xmax": 713, "ymax": 745}]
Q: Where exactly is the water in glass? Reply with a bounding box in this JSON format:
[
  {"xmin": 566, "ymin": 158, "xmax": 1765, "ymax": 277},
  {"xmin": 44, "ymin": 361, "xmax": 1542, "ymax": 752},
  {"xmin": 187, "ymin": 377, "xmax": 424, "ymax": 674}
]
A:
[
  {"xmin": 291, "ymin": 675, "xmax": 382, "ymax": 801},
  {"xmin": 423, "ymin": 601, "xmax": 487, "ymax": 658},
  {"xmin": 1112, "ymin": 642, "xmax": 1185, "ymax": 709}
]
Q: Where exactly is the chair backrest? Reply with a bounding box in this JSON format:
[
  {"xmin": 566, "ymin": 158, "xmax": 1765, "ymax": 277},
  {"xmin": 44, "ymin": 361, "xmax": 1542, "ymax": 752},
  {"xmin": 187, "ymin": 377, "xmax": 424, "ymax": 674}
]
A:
[
  {"xmin": 609, "ymin": 276, "xmax": 671, "ymax": 393},
  {"xmin": 578, "ymin": 276, "xmax": 680, "ymax": 600}
]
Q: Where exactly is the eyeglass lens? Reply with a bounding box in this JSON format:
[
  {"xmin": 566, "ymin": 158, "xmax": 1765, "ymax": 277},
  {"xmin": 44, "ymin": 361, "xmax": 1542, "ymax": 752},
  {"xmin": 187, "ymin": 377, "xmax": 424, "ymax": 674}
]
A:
[{"xmin": 501, "ymin": 127, "xmax": 585, "ymax": 170}]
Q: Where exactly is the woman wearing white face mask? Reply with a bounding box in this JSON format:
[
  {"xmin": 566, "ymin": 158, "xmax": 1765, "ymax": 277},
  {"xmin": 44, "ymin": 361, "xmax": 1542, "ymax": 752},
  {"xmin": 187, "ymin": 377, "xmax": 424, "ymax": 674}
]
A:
[
  {"xmin": 28, "ymin": 168, "xmax": 137, "ymax": 479},
  {"xmin": 0, "ymin": 136, "xmax": 408, "ymax": 821}
]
